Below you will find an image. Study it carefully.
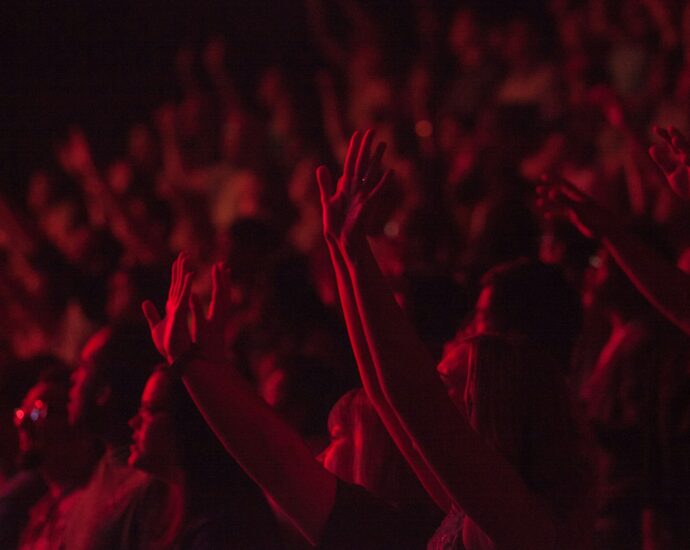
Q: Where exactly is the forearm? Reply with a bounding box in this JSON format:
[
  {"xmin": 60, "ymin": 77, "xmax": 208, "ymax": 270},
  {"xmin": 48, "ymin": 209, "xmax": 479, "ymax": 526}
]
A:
[
  {"xmin": 327, "ymin": 238, "xmax": 452, "ymax": 511},
  {"xmin": 341, "ymin": 237, "xmax": 556, "ymax": 548},
  {"xmin": 602, "ymin": 224, "xmax": 690, "ymax": 336},
  {"xmin": 181, "ymin": 357, "xmax": 336, "ymax": 546}
]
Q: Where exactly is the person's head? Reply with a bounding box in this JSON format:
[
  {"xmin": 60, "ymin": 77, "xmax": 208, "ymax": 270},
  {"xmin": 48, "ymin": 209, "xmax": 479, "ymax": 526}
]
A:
[
  {"xmin": 473, "ymin": 259, "xmax": 582, "ymax": 368},
  {"xmin": 584, "ymin": 219, "xmax": 675, "ymax": 318},
  {"xmin": 128, "ymin": 367, "xmax": 257, "ymax": 496},
  {"xmin": 260, "ymin": 353, "xmax": 349, "ymax": 448},
  {"xmin": 460, "ymin": 333, "xmax": 587, "ymax": 516},
  {"xmin": 69, "ymin": 324, "xmax": 158, "ymax": 445},
  {"xmin": 128, "ymin": 368, "xmax": 177, "ymax": 478},
  {"xmin": 319, "ymin": 389, "xmax": 426, "ymax": 504},
  {"xmin": 15, "ymin": 364, "xmax": 72, "ymax": 469}
]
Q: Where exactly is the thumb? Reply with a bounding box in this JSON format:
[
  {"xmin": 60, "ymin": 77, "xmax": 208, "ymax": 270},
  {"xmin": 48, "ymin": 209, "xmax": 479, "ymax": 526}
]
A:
[
  {"xmin": 141, "ymin": 301, "xmax": 161, "ymax": 331},
  {"xmin": 316, "ymin": 166, "xmax": 335, "ymax": 205}
]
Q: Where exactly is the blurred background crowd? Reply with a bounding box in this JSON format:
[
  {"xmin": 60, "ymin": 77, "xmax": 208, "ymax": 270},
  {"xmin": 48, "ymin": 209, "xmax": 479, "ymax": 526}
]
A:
[{"xmin": 1, "ymin": 0, "xmax": 690, "ymax": 548}]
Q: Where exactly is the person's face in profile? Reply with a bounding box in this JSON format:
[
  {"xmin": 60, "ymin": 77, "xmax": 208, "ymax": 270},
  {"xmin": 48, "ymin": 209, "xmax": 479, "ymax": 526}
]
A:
[{"xmin": 128, "ymin": 372, "xmax": 177, "ymax": 478}]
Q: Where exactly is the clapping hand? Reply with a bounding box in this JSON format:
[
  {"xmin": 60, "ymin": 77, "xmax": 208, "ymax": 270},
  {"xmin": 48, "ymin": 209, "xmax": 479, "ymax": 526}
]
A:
[{"xmin": 142, "ymin": 252, "xmax": 194, "ymax": 364}]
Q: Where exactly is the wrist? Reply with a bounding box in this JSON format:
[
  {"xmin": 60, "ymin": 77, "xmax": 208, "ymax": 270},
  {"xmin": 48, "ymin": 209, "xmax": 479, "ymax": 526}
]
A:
[{"xmin": 168, "ymin": 343, "xmax": 202, "ymax": 378}]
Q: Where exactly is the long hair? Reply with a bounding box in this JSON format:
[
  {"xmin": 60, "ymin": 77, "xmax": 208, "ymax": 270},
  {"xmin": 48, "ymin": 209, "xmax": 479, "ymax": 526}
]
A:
[
  {"xmin": 327, "ymin": 388, "xmax": 428, "ymax": 505},
  {"xmin": 462, "ymin": 333, "xmax": 591, "ymax": 519}
]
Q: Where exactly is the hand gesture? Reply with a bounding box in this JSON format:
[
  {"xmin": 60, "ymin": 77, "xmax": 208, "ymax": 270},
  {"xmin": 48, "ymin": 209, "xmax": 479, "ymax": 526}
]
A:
[
  {"xmin": 190, "ymin": 262, "xmax": 231, "ymax": 363},
  {"xmin": 142, "ymin": 252, "xmax": 194, "ymax": 364},
  {"xmin": 649, "ymin": 126, "xmax": 690, "ymax": 199},
  {"xmin": 316, "ymin": 129, "xmax": 393, "ymax": 248},
  {"xmin": 536, "ymin": 175, "xmax": 614, "ymax": 239}
]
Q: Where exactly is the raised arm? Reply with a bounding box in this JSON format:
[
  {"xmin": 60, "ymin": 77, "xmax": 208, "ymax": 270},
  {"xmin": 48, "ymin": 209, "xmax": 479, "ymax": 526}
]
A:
[
  {"xmin": 317, "ymin": 130, "xmax": 452, "ymax": 512},
  {"xmin": 537, "ymin": 174, "xmax": 690, "ymax": 336},
  {"xmin": 58, "ymin": 129, "xmax": 159, "ymax": 263},
  {"xmin": 142, "ymin": 254, "xmax": 336, "ymax": 546},
  {"xmin": 649, "ymin": 125, "xmax": 690, "ymax": 200},
  {"xmin": 328, "ymin": 131, "xmax": 556, "ymax": 548}
]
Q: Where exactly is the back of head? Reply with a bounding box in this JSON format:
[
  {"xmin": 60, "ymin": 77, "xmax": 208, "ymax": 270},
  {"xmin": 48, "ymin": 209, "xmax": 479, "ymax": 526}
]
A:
[{"xmin": 479, "ymin": 258, "xmax": 582, "ymax": 368}]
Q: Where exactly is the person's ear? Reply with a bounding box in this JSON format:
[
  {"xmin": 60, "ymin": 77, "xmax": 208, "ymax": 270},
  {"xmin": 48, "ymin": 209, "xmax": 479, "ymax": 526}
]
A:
[{"xmin": 95, "ymin": 385, "xmax": 112, "ymax": 407}]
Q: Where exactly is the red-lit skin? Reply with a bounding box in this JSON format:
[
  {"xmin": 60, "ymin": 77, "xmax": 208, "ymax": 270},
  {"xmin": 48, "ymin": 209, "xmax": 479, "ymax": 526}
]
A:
[
  {"xmin": 128, "ymin": 371, "xmax": 177, "ymax": 480},
  {"xmin": 318, "ymin": 130, "xmax": 559, "ymax": 549},
  {"xmin": 143, "ymin": 254, "xmax": 338, "ymax": 546},
  {"xmin": 317, "ymin": 419, "xmax": 356, "ymax": 486}
]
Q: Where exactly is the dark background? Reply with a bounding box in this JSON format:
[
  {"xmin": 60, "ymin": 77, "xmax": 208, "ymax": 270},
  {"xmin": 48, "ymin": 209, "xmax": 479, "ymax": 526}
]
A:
[{"xmin": 0, "ymin": 1, "xmax": 544, "ymax": 198}]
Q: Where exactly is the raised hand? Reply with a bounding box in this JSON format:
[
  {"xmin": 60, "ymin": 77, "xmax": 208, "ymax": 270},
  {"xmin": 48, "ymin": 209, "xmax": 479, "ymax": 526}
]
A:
[
  {"xmin": 190, "ymin": 262, "xmax": 231, "ymax": 363},
  {"xmin": 536, "ymin": 175, "xmax": 614, "ymax": 239},
  {"xmin": 142, "ymin": 252, "xmax": 194, "ymax": 363},
  {"xmin": 649, "ymin": 126, "xmax": 690, "ymax": 199},
  {"xmin": 315, "ymin": 129, "xmax": 393, "ymax": 249}
]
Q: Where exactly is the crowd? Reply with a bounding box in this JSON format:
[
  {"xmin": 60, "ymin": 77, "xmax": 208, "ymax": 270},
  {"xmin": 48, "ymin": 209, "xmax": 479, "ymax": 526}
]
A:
[{"xmin": 1, "ymin": 0, "xmax": 690, "ymax": 548}]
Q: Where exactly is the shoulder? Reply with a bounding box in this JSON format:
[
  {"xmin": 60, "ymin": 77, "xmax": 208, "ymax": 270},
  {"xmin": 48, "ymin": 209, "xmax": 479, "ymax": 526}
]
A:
[{"xmin": 317, "ymin": 479, "xmax": 433, "ymax": 550}]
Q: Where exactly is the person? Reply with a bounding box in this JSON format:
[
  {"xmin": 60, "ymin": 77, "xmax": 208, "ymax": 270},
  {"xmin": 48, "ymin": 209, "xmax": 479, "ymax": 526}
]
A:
[
  {"xmin": 62, "ymin": 323, "xmax": 164, "ymax": 550},
  {"xmin": 15, "ymin": 365, "xmax": 99, "ymax": 550},
  {"xmin": 536, "ymin": 126, "xmax": 690, "ymax": 338},
  {"xmin": 128, "ymin": 365, "xmax": 284, "ymax": 548},
  {"xmin": 579, "ymin": 241, "xmax": 690, "ymax": 548},
  {"xmin": 142, "ymin": 255, "xmax": 440, "ymax": 548},
  {"xmin": 315, "ymin": 129, "xmax": 592, "ymax": 548}
]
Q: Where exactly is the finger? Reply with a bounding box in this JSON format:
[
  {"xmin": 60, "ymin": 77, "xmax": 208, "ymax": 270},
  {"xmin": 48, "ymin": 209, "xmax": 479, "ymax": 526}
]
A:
[
  {"xmin": 316, "ymin": 166, "xmax": 336, "ymax": 204},
  {"xmin": 189, "ymin": 293, "xmax": 206, "ymax": 331},
  {"xmin": 361, "ymin": 169, "xmax": 394, "ymax": 218},
  {"xmin": 142, "ymin": 300, "xmax": 162, "ymax": 331},
  {"xmin": 649, "ymin": 143, "xmax": 678, "ymax": 174},
  {"xmin": 362, "ymin": 142, "xmax": 387, "ymax": 189},
  {"xmin": 343, "ymin": 131, "xmax": 362, "ymax": 179},
  {"xmin": 208, "ymin": 263, "xmax": 220, "ymax": 319},
  {"xmin": 355, "ymin": 129, "xmax": 375, "ymax": 178},
  {"xmin": 169, "ymin": 255, "xmax": 181, "ymax": 301},
  {"xmin": 178, "ymin": 272, "xmax": 194, "ymax": 310},
  {"xmin": 669, "ymin": 126, "xmax": 690, "ymax": 155},
  {"xmin": 177, "ymin": 254, "xmax": 193, "ymax": 302}
]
